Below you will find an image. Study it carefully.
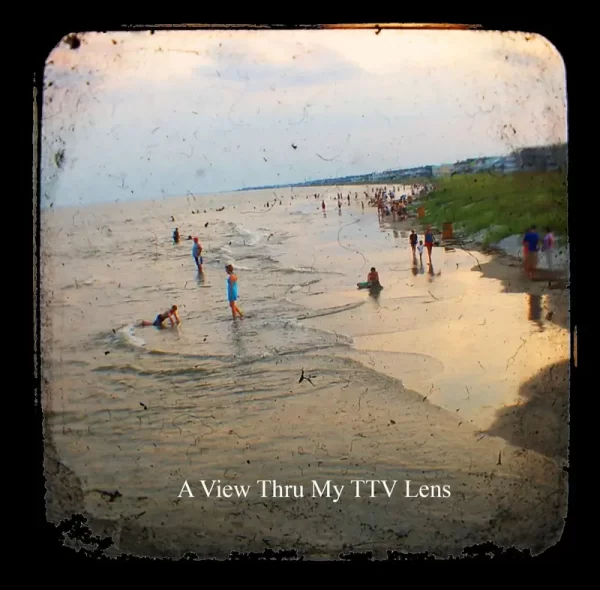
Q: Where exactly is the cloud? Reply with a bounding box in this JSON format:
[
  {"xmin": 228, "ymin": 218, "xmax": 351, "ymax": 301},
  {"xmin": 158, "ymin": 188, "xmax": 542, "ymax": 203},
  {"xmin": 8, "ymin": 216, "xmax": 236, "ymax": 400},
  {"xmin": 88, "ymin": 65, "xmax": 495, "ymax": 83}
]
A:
[
  {"xmin": 45, "ymin": 31, "xmax": 218, "ymax": 89},
  {"xmin": 45, "ymin": 30, "xmax": 367, "ymax": 95},
  {"xmin": 195, "ymin": 44, "xmax": 362, "ymax": 90},
  {"xmin": 40, "ymin": 29, "xmax": 567, "ymax": 206}
]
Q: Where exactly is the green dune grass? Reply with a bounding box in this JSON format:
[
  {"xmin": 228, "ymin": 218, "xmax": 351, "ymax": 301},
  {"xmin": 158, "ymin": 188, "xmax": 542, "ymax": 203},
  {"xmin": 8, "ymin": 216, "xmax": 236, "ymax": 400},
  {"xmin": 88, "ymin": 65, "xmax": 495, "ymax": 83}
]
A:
[{"xmin": 410, "ymin": 171, "xmax": 567, "ymax": 245}]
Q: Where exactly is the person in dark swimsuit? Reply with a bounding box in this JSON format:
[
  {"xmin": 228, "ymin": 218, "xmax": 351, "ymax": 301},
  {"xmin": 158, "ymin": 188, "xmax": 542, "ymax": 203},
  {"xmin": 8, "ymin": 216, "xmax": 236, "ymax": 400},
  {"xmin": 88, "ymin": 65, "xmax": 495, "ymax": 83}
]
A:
[
  {"xmin": 409, "ymin": 230, "xmax": 418, "ymax": 255},
  {"xmin": 139, "ymin": 305, "xmax": 180, "ymax": 328}
]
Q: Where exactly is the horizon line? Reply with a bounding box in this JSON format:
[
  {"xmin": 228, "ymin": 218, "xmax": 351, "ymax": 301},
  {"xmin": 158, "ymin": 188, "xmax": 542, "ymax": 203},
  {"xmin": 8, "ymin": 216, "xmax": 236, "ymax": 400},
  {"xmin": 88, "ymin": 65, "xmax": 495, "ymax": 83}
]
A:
[{"xmin": 39, "ymin": 142, "xmax": 566, "ymax": 209}]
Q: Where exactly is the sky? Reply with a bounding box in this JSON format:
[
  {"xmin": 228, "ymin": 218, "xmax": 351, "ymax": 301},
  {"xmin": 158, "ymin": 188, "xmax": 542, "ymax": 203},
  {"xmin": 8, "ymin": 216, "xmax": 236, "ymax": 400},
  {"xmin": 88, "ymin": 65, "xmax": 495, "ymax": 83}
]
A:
[{"xmin": 40, "ymin": 28, "xmax": 567, "ymax": 206}]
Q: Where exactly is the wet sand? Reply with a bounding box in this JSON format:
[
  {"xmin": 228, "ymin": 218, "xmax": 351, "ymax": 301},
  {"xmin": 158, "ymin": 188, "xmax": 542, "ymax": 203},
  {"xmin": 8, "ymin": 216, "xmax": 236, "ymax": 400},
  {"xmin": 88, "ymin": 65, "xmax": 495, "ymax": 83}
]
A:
[{"xmin": 41, "ymin": 185, "xmax": 569, "ymax": 558}]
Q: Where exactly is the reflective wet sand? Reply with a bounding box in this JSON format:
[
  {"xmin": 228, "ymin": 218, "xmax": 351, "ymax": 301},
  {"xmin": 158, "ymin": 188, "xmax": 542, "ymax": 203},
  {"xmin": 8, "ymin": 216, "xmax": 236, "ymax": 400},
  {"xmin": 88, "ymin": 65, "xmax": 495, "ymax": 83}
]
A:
[{"xmin": 42, "ymin": 186, "xmax": 569, "ymax": 558}]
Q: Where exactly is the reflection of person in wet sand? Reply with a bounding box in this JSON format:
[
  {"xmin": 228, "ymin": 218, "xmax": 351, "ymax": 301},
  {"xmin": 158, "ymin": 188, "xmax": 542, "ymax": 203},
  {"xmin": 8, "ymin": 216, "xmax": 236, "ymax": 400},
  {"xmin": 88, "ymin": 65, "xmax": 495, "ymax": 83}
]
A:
[
  {"xmin": 138, "ymin": 305, "xmax": 180, "ymax": 328},
  {"xmin": 427, "ymin": 264, "xmax": 435, "ymax": 281},
  {"xmin": 527, "ymin": 293, "xmax": 543, "ymax": 326},
  {"xmin": 230, "ymin": 320, "xmax": 248, "ymax": 357}
]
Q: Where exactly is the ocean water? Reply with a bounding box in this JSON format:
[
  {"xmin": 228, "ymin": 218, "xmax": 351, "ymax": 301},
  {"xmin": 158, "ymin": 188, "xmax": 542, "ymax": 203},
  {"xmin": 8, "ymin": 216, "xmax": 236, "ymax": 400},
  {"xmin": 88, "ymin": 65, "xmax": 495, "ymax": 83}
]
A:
[{"xmin": 40, "ymin": 185, "xmax": 569, "ymax": 558}]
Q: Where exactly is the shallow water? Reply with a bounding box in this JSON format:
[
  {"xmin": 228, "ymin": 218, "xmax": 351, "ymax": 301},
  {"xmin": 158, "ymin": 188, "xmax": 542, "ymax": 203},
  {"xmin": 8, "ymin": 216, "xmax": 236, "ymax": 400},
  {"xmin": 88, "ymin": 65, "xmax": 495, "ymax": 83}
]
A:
[{"xmin": 41, "ymin": 185, "xmax": 569, "ymax": 558}]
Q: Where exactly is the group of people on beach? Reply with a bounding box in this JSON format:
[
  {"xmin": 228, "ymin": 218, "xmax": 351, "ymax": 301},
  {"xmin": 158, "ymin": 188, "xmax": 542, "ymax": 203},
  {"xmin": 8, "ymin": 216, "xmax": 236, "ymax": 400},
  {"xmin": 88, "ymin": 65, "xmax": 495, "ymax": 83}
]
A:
[
  {"xmin": 137, "ymin": 223, "xmax": 244, "ymax": 329},
  {"xmin": 368, "ymin": 187, "xmax": 414, "ymax": 220},
  {"xmin": 317, "ymin": 192, "xmax": 363, "ymax": 213},
  {"xmin": 145, "ymin": 185, "xmax": 440, "ymax": 328},
  {"xmin": 522, "ymin": 225, "xmax": 555, "ymax": 279},
  {"xmin": 363, "ymin": 226, "xmax": 436, "ymax": 290},
  {"xmin": 360, "ymin": 187, "xmax": 558, "ymax": 292},
  {"xmin": 361, "ymin": 184, "xmax": 436, "ymax": 289},
  {"xmin": 409, "ymin": 227, "xmax": 435, "ymax": 265},
  {"xmin": 180, "ymin": 229, "xmax": 243, "ymax": 319}
]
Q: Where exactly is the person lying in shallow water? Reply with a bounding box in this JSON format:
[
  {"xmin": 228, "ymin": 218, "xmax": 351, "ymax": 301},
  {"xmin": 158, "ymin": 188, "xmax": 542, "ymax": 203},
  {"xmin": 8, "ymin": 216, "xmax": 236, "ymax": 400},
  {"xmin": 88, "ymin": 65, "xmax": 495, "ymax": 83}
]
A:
[{"xmin": 138, "ymin": 305, "xmax": 180, "ymax": 328}]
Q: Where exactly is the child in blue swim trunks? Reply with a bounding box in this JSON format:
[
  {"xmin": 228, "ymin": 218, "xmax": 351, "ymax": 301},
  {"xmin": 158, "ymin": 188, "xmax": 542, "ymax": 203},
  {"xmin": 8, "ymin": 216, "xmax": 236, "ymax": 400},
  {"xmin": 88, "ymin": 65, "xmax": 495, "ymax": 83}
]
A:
[{"xmin": 139, "ymin": 305, "xmax": 180, "ymax": 328}]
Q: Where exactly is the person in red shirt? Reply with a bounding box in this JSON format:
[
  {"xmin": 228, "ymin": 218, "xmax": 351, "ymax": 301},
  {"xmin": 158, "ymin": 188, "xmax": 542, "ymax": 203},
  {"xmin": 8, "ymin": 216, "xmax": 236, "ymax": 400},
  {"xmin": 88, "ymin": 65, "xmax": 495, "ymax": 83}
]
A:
[{"xmin": 367, "ymin": 267, "xmax": 380, "ymax": 286}]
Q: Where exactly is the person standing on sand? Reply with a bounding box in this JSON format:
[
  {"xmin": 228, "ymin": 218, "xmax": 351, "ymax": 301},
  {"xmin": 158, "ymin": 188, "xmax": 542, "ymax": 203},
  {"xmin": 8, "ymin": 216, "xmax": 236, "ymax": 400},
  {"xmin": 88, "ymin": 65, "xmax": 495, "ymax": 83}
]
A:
[
  {"xmin": 322, "ymin": 200, "xmax": 326, "ymax": 211},
  {"xmin": 522, "ymin": 225, "xmax": 530, "ymax": 273},
  {"xmin": 173, "ymin": 228, "xmax": 180, "ymax": 244},
  {"xmin": 542, "ymin": 227, "xmax": 555, "ymax": 270},
  {"xmin": 417, "ymin": 240, "xmax": 424, "ymax": 265},
  {"xmin": 409, "ymin": 229, "xmax": 418, "ymax": 255},
  {"xmin": 424, "ymin": 226, "xmax": 434, "ymax": 264},
  {"xmin": 522, "ymin": 225, "xmax": 540, "ymax": 279},
  {"xmin": 225, "ymin": 264, "xmax": 244, "ymax": 319},
  {"xmin": 192, "ymin": 237, "xmax": 203, "ymax": 272}
]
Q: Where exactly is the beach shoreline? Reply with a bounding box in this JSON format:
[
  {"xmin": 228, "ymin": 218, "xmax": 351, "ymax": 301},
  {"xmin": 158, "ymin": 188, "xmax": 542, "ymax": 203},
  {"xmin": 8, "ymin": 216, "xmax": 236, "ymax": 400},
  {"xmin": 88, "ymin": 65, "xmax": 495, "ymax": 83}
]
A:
[
  {"xmin": 378, "ymin": 203, "xmax": 568, "ymax": 324},
  {"xmin": 41, "ymin": 184, "xmax": 569, "ymax": 558}
]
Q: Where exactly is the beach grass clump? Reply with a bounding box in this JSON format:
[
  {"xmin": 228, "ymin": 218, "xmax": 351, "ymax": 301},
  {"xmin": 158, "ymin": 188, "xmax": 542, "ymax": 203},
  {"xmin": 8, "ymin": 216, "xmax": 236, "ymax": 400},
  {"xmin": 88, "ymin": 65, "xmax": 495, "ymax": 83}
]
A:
[{"xmin": 416, "ymin": 171, "xmax": 567, "ymax": 244}]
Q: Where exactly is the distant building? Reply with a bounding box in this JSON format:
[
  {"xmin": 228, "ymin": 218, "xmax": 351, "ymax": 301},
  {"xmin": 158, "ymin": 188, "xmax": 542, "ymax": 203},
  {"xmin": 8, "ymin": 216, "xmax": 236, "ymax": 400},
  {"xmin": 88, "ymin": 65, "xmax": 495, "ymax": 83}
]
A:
[
  {"xmin": 519, "ymin": 144, "xmax": 566, "ymax": 172},
  {"xmin": 432, "ymin": 164, "xmax": 453, "ymax": 176},
  {"xmin": 258, "ymin": 142, "xmax": 566, "ymax": 192},
  {"xmin": 395, "ymin": 166, "xmax": 433, "ymax": 178},
  {"xmin": 502, "ymin": 154, "xmax": 520, "ymax": 172}
]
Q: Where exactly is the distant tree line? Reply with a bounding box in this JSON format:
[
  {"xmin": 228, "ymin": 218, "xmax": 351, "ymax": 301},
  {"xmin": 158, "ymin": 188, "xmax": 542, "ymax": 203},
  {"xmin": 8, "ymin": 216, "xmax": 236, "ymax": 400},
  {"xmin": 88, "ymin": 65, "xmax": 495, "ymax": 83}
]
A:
[{"xmin": 235, "ymin": 143, "xmax": 567, "ymax": 192}]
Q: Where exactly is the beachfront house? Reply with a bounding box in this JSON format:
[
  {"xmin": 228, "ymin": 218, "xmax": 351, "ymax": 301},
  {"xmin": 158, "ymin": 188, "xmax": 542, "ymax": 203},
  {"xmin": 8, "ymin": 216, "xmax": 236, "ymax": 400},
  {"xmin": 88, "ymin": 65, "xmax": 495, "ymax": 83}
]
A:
[{"xmin": 432, "ymin": 164, "xmax": 454, "ymax": 176}]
